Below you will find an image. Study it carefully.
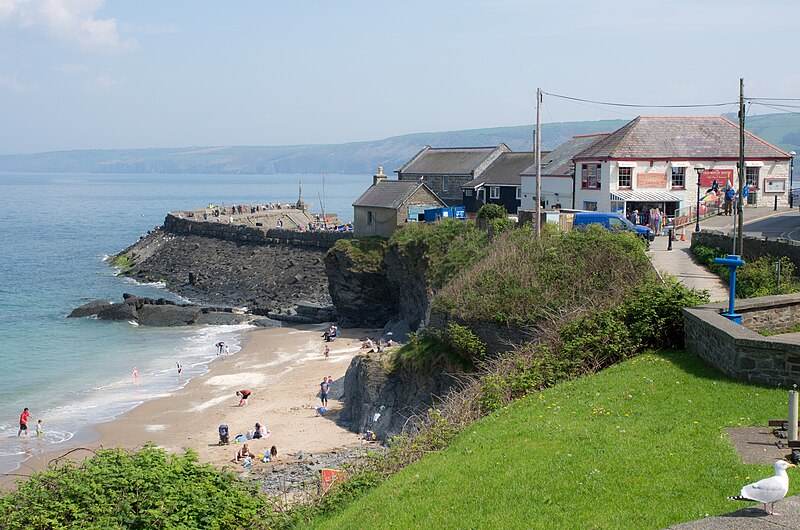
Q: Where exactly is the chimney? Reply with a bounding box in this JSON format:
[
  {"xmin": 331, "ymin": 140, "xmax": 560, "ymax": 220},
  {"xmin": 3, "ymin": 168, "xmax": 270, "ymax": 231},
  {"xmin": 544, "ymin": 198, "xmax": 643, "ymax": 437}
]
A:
[{"xmin": 373, "ymin": 166, "xmax": 387, "ymax": 186}]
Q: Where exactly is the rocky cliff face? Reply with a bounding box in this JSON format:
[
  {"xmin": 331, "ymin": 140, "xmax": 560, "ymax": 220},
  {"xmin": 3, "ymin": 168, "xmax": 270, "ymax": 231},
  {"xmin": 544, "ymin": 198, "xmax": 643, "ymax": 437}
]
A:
[
  {"xmin": 323, "ymin": 246, "xmax": 398, "ymax": 328},
  {"xmin": 384, "ymin": 241, "xmax": 435, "ymax": 336},
  {"xmin": 338, "ymin": 354, "xmax": 467, "ymax": 441}
]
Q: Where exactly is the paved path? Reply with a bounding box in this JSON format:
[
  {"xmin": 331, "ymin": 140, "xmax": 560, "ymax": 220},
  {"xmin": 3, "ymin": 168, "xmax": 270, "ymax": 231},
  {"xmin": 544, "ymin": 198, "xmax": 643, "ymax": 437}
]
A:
[
  {"xmin": 648, "ymin": 207, "xmax": 796, "ymax": 302},
  {"xmin": 668, "ymin": 496, "xmax": 800, "ymax": 529}
]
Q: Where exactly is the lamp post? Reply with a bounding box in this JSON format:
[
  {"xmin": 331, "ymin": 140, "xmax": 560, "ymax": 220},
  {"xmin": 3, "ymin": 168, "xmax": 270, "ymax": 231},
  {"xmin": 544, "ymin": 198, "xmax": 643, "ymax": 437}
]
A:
[
  {"xmin": 791, "ymin": 151, "xmax": 796, "ymax": 209},
  {"xmin": 695, "ymin": 165, "xmax": 705, "ymax": 232}
]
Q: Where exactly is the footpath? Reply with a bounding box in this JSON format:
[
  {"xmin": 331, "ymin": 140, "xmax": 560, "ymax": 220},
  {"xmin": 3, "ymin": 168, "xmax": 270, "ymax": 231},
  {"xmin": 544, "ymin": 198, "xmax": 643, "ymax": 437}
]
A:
[
  {"xmin": 658, "ymin": 207, "xmax": 800, "ymax": 529},
  {"xmin": 648, "ymin": 207, "xmax": 793, "ymax": 302}
]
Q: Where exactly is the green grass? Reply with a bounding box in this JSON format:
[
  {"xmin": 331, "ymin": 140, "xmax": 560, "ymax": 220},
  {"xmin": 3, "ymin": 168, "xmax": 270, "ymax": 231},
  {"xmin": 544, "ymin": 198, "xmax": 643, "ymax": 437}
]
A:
[
  {"xmin": 759, "ymin": 321, "xmax": 800, "ymax": 336},
  {"xmin": 309, "ymin": 350, "xmax": 792, "ymax": 529},
  {"xmin": 332, "ymin": 237, "xmax": 386, "ymax": 272}
]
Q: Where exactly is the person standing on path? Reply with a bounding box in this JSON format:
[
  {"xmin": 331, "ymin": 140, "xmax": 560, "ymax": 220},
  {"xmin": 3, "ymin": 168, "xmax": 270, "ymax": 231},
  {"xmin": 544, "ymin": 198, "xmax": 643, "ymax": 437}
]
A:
[
  {"xmin": 319, "ymin": 377, "xmax": 329, "ymax": 407},
  {"xmin": 17, "ymin": 407, "xmax": 30, "ymax": 437},
  {"xmin": 724, "ymin": 186, "xmax": 736, "ymax": 216}
]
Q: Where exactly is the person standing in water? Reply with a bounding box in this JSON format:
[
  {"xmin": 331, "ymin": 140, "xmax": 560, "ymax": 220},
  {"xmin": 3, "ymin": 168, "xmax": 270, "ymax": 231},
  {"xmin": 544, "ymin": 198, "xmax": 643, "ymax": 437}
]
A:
[
  {"xmin": 36, "ymin": 419, "xmax": 43, "ymax": 437},
  {"xmin": 132, "ymin": 367, "xmax": 138, "ymax": 381},
  {"xmin": 176, "ymin": 362, "xmax": 183, "ymax": 375},
  {"xmin": 17, "ymin": 407, "xmax": 30, "ymax": 437}
]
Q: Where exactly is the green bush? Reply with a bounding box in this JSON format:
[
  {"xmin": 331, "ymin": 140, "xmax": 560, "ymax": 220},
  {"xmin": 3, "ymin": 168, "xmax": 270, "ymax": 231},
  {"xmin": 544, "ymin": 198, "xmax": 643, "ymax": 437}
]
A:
[
  {"xmin": 476, "ymin": 203, "xmax": 507, "ymax": 219},
  {"xmin": 0, "ymin": 444, "xmax": 270, "ymax": 529},
  {"xmin": 332, "ymin": 237, "xmax": 387, "ymax": 272},
  {"xmin": 440, "ymin": 322, "xmax": 487, "ymax": 362}
]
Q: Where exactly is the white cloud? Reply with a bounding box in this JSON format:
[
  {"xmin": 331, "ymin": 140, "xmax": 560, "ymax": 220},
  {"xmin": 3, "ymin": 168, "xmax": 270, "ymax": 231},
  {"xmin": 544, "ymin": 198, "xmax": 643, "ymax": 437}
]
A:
[
  {"xmin": 0, "ymin": 0, "xmax": 135, "ymax": 53},
  {"xmin": 83, "ymin": 73, "xmax": 122, "ymax": 92},
  {"xmin": 0, "ymin": 72, "xmax": 24, "ymax": 92}
]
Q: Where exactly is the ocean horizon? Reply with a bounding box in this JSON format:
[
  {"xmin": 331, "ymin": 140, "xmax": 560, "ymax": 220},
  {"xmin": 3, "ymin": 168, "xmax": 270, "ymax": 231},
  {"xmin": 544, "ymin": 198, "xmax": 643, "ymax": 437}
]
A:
[{"xmin": 0, "ymin": 171, "xmax": 371, "ymax": 474}]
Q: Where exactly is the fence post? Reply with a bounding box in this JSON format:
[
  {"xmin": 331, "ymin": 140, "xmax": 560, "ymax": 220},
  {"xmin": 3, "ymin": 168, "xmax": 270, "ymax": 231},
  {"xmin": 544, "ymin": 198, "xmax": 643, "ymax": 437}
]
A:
[{"xmin": 667, "ymin": 228, "xmax": 673, "ymax": 251}]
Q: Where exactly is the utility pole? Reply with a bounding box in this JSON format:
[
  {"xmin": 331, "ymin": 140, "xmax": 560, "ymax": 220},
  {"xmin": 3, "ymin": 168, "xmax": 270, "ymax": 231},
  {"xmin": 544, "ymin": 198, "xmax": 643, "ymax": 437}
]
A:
[
  {"xmin": 535, "ymin": 87, "xmax": 542, "ymax": 238},
  {"xmin": 737, "ymin": 78, "xmax": 745, "ymax": 256}
]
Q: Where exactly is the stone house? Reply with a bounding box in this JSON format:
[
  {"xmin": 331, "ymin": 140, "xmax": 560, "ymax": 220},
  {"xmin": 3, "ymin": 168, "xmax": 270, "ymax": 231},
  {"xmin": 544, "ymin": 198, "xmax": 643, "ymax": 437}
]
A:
[
  {"xmin": 520, "ymin": 133, "xmax": 609, "ymax": 211},
  {"xmin": 395, "ymin": 144, "xmax": 510, "ymax": 206},
  {"xmin": 462, "ymin": 152, "xmax": 533, "ymax": 215},
  {"xmin": 568, "ymin": 116, "xmax": 792, "ymax": 215},
  {"xmin": 352, "ymin": 168, "xmax": 447, "ymax": 238}
]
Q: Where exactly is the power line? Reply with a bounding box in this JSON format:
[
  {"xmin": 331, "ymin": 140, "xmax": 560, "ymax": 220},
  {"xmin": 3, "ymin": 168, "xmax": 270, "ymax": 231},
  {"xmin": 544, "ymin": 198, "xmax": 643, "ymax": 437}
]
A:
[
  {"xmin": 747, "ymin": 97, "xmax": 800, "ymax": 102},
  {"xmin": 542, "ymin": 91, "xmax": 738, "ymax": 109},
  {"xmin": 749, "ymin": 101, "xmax": 800, "ymax": 113}
]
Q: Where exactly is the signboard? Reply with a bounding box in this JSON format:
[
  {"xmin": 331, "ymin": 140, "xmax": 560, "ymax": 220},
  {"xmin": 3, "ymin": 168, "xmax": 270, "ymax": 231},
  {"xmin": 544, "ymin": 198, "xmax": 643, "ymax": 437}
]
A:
[
  {"xmin": 699, "ymin": 169, "xmax": 734, "ymax": 188},
  {"xmin": 764, "ymin": 178, "xmax": 787, "ymax": 193},
  {"xmin": 637, "ymin": 172, "xmax": 667, "ymax": 188}
]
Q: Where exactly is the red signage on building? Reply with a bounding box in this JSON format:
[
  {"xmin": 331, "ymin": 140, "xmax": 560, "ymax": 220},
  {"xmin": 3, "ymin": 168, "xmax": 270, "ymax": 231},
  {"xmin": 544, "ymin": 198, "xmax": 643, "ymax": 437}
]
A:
[
  {"xmin": 699, "ymin": 169, "xmax": 734, "ymax": 188},
  {"xmin": 637, "ymin": 172, "xmax": 667, "ymax": 188}
]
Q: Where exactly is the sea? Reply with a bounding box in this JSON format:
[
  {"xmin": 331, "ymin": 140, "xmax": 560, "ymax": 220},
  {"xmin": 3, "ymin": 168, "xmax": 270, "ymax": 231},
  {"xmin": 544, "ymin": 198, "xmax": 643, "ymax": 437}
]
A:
[{"xmin": 0, "ymin": 172, "xmax": 371, "ymax": 474}]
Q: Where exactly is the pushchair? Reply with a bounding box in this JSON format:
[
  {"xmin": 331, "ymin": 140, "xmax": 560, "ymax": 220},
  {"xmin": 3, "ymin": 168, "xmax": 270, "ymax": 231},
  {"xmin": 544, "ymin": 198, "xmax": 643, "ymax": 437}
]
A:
[{"xmin": 218, "ymin": 424, "xmax": 230, "ymax": 445}]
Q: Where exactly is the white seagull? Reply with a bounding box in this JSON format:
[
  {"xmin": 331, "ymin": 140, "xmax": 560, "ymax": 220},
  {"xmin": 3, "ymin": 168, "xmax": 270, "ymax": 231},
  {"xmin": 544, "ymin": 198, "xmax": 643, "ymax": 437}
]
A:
[{"xmin": 728, "ymin": 460, "xmax": 796, "ymax": 515}]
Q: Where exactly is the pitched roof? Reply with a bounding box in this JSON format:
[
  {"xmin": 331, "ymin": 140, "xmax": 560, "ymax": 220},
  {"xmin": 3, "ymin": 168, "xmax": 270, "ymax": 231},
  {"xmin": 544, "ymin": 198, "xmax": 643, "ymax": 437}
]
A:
[
  {"xmin": 463, "ymin": 152, "xmax": 533, "ymax": 188},
  {"xmin": 352, "ymin": 180, "xmax": 445, "ymax": 210},
  {"xmin": 574, "ymin": 116, "xmax": 791, "ymax": 160},
  {"xmin": 521, "ymin": 134, "xmax": 610, "ymax": 177},
  {"xmin": 397, "ymin": 146, "xmax": 499, "ymax": 175}
]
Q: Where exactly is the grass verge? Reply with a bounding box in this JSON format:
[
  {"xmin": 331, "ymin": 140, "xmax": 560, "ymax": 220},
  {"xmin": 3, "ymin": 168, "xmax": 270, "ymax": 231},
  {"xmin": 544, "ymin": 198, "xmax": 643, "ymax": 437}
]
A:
[{"xmin": 309, "ymin": 350, "xmax": 792, "ymax": 530}]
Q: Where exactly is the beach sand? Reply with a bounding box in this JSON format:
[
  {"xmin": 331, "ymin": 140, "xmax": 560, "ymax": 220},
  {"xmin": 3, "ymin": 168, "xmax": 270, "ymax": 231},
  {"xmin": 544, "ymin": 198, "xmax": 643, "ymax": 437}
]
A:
[{"xmin": 12, "ymin": 324, "xmax": 374, "ymax": 482}]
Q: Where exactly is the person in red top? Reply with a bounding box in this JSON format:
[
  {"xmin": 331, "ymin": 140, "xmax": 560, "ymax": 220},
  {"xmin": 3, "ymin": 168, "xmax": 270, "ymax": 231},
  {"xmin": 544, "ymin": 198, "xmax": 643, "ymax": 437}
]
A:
[
  {"xmin": 18, "ymin": 407, "xmax": 30, "ymax": 437},
  {"xmin": 236, "ymin": 389, "xmax": 251, "ymax": 407}
]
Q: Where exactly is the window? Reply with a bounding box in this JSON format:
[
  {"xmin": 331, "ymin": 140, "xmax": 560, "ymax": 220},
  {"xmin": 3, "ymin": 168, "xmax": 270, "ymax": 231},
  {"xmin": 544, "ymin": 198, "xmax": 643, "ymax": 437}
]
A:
[
  {"xmin": 618, "ymin": 167, "xmax": 632, "ymax": 188},
  {"xmin": 516, "ymin": 187, "xmax": 521, "ymax": 199},
  {"xmin": 465, "ymin": 189, "xmax": 473, "ymax": 196},
  {"xmin": 746, "ymin": 167, "xmax": 760, "ymax": 189},
  {"xmin": 442, "ymin": 176, "xmax": 449, "ymax": 192},
  {"xmin": 490, "ymin": 187, "xmax": 500, "ymax": 199},
  {"xmin": 581, "ymin": 164, "xmax": 601, "ymax": 189},
  {"xmin": 671, "ymin": 167, "xmax": 685, "ymax": 188},
  {"xmin": 367, "ymin": 211, "xmax": 373, "ymax": 225},
  {"xmin": 583, "ymin": 201, "xmax": 598, "ymax": 211}
]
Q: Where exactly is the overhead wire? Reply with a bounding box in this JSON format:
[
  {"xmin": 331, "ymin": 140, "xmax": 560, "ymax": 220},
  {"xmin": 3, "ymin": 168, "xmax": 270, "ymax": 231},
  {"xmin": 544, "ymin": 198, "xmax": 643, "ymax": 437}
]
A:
[{"xmin": 542, "ymin": 91, "xmax": 738, "ymax": 109}]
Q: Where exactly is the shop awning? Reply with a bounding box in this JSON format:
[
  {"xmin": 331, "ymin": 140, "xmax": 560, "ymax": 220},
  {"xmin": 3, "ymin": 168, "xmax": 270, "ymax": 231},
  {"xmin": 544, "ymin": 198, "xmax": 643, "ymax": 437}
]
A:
[{"xmin": 611, "ymin": 190, "xmax": 683, "ymax": 202}]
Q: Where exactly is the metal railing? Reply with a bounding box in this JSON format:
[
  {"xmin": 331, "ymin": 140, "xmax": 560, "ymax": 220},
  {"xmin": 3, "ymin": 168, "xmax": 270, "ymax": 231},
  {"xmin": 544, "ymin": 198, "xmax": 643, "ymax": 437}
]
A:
[{"xmin": 672, "ymin": 196, "xmax": 722, "ymax": 228}]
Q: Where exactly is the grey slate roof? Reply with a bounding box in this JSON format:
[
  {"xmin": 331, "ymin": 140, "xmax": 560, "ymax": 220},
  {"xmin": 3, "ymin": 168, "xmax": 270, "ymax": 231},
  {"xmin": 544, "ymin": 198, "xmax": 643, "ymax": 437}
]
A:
[
  {"xmin": 574, "ymin": 116, "xmax": 791, "ymax": 160},
  {"xmin": 397, "ymin": 146, "xmax": 498, "ymax": 175},
  {"xmin": 463, "ymin": 152, "xmax": 533, "ymax": 188},
  {"xmin": 521, "ymin": 134, "xmax": 610, "ymax": 177},
  {"xmin": 352, "ymin": 180, "xmax": 445, "ymax": 210}
]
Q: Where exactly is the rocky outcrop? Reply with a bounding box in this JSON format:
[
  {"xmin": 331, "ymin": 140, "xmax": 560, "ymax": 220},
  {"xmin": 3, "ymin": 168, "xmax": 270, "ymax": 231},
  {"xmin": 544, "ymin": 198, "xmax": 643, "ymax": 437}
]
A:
[
  {"xmin": 338, "ymin": 354, "xmax": 467, "ymax": 441},
  {"xmin": 69, "ymin": 294, "xmax": 278, "ymax": 328},
  {"xmin": 383, "ymin": 241, "xmax": 435, "ymax": 338},
  {"xmin": 324, "ymin": 246, "xmax": 397, "ymax": 328},
  {"xmin": 113, "ymin": 228, "xmax": 334, "ymax": 317}
]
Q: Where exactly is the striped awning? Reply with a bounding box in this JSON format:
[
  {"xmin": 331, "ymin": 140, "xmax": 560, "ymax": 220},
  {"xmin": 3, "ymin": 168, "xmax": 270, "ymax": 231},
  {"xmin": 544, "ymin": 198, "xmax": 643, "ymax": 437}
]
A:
[{"xmin": 610, "ymin": 190, "xmax": 682, "ymax": 202}]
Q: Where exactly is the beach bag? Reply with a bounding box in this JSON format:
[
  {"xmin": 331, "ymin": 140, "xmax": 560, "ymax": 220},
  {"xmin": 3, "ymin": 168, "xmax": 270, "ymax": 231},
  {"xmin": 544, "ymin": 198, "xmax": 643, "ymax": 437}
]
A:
[{"xmin": 235, "ymin": 434, "xmax": 247, "ymax": 443}]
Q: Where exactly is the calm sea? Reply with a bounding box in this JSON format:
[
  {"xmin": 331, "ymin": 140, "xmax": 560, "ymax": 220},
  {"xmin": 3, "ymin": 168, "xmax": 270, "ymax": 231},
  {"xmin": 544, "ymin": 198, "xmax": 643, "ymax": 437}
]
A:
[{"xmin": 0, "ymin": 172, "xmax": 371, "ymax": 473}]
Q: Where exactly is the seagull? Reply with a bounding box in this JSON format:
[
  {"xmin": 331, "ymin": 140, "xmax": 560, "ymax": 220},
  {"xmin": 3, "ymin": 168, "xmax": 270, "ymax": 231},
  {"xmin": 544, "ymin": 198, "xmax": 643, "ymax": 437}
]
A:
[{"xmin": 728, "ymin": 460, "xmax": 796, "ymax": 515}]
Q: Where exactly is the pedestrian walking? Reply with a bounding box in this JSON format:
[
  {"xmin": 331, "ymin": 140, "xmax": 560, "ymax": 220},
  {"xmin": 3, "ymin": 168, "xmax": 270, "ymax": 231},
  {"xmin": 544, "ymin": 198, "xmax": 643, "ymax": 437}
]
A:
[
  {"xmin": 319, "ymin": 377, "xmax": 329, "ymax": 407},
  {"xmin": 17, "ymin": 407, "xmax": 30, "ymax": 437}
]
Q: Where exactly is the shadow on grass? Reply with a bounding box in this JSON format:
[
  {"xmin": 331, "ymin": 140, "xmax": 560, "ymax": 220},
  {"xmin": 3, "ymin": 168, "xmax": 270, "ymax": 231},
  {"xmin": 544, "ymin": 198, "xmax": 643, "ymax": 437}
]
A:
[{"xmin": 652, "ymin": 349, "xmax": 782, "ymax": 390}]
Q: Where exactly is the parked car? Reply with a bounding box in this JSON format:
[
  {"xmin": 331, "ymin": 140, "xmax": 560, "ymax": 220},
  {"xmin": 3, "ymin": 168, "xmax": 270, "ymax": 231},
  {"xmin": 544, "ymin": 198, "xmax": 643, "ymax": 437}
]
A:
[{"xmin": 572, "ymin": 212, "xmax": 655, "ymax": 244}]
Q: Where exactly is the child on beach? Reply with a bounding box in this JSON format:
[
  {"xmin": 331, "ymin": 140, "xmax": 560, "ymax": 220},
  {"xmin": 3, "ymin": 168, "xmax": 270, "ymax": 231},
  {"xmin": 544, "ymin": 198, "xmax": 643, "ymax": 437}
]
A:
[
  {"xmin": 36, "ymin": 419, "xmax": 43, "ymax": 437},
  {"xmin": 319, "ymin": 378, "xmax": 329, "ymax": 407},
  {"xmin": 324, "ymin": 345, "xmax": 329, "ymax": 359},
  {"xmin": 132, "ymin": 367, "xmax": 138, "ymax": 381}
]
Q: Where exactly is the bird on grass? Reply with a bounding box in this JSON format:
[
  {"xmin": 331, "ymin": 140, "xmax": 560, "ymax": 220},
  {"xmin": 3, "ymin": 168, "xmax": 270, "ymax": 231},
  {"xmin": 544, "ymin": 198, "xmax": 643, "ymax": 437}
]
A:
[{"xmin": 728, "ymin": 460, "xmax": 796, "ymax": 515}]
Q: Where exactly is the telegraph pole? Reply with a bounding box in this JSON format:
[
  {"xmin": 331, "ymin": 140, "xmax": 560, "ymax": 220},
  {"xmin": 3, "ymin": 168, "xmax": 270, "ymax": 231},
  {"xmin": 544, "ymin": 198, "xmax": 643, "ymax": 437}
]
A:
[
  {"xmin": 535, "ymin": 88, "xmax": 542, "ymax": 238},
  {"xmin": 737, "ymin": 78, "xmax": 745, "ymax": 256}
]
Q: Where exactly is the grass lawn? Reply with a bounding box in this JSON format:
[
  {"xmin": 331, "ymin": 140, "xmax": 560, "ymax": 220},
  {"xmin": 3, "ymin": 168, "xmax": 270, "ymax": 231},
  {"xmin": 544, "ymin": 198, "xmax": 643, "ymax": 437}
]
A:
[{"xmin": 309, "ymin": 350, "xmax": 793, "ymax": 529}]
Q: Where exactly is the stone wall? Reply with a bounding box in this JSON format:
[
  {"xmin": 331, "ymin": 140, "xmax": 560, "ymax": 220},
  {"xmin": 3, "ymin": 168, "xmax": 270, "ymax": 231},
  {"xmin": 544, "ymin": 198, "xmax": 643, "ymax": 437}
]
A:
[
  {"xmin": 164, "ymin": 213, "xmax": 352, "ymax": 248},
  {"xmin": 692, "ymin": 229, "xmax": 800, "ymax": 270},
  {"xmin": 739, "ymin": 295, "xmax": 800, "ymax": 333},
  {"xmin": 683, "ymin": 294, "xmax": 800, "ymax": 387}
]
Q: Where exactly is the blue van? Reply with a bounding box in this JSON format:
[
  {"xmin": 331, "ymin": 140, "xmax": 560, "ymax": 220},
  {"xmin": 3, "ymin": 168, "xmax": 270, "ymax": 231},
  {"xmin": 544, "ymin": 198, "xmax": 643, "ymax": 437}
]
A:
[{"xmin": 572, "ymin": 212, "xmax": 655, "ymax": 243}]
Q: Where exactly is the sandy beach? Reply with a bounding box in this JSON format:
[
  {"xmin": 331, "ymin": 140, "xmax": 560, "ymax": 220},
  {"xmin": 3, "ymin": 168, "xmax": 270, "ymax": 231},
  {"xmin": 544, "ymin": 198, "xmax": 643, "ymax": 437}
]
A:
[{"xmin": 12, "ymin": 324, "xmax": 376, "ymax": 481}]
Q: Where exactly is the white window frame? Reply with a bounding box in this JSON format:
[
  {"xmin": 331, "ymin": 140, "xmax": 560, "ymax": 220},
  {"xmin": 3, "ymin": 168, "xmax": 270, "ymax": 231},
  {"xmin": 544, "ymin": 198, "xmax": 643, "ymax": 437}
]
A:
[
  {"xmin": 515, "ymin": 187, "xmax": 521, "ymax": 199},
  {"xmin": 583, "ymin": 201, "xmax": 598, "ymax": 211},
  {"xmin": 442, "ymin": 176, "xmax": 449, "ymax": 192},
  {"xmin": 465, "ymin": 189, "xmax": 473, "ymax": 196},
  {"xmin": 490, "ymin": 186, "xmax": 500, "ymax": 199},
  {"xmin": 618, "ymin": 167, "xmax": 632, "ymax": 188}
]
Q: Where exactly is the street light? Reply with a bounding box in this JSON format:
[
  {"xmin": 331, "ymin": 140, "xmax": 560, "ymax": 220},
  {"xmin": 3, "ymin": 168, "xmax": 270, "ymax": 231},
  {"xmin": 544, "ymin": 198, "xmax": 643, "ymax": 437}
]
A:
[
  {"xmin": 695, "ymin": 165, "xmax": 705, "ymax": 232},
  {"xmin": 790, "ymin": 151, "xmax": 796, "ymax": 209}
]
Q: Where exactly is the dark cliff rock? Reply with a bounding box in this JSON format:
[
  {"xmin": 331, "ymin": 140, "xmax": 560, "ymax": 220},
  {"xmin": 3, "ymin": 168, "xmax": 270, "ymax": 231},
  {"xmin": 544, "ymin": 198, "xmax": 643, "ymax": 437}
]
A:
[
  {"xmin": 383, "ymin": 241, "xmax": 435, "ymax": 338},
  {"xmin": 324, "ymin": 246, "xmax": 397, "ymax": 328},
  {"xmin": 137, "ymin": 304, "xmax": 202, "ymax": 326},
  {"xmin": 68, "ymin": 300, "xmax": 113, "ymax": 318},
  {"xmin": 113, "ymin": 227, "xmax": 334, "ymax": 316},
  {"xmin": 338, "ymin": 354, "xmax": 467, "ymax": 441}
]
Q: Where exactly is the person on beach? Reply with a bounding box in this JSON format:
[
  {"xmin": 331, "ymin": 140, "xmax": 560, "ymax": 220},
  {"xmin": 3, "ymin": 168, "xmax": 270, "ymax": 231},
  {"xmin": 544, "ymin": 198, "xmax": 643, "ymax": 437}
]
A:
[
  {"xmin": 252, "ymin": 422, "xmax": 268, "ymax": 439},
  {"xmin": 362, "ymin": 337, "xmax": 373, "ymax": 349},
  {"xmin": 319, "ymin": 378, "xmax": 329, "ymax": 407},
  {"xmin": 132, "ymin": 367, "xmax": 138, "ymax": 381},
  {"xmin": 236, "ymin": 389, "xmax": 252, "ymax": 406},
  {"xmin": 224, "ymin": 343, "xmax": 229, "ymax": 355},
  {"xmin": 324, "ymin": 345, "xmax": 330, "ymax": 359},
  {"xmin": 36, "ymin": 419, "xmax": 43, "ymax": 437},
  {"xmin": 236, "ymin": 443, "xmax": 255, "ymax": 462},
  {"xmin": 270, "ymin": 445, "xmax": 278, "ymax": 460},
  {"xmin": 216, "ymin": 341, "xmax": 225, "ymax": 355},
  {"xmin": 17, "ymin": 407, "xmax": 30, "ymax": 437},
  {"xmin": 176, "ymin": 362, "xmax": 182, "ymax": 375}
]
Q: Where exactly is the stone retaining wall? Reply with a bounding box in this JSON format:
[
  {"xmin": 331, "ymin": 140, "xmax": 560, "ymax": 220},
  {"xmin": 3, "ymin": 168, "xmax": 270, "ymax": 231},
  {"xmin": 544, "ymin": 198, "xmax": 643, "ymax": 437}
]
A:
[
  {"xmin": 693, "ymin": 230, "xmax": 800, "ymax": 270},
  {"xmin": 683, "ymin": 294, "xmax": 800, "ymax": 387},
  {"xmin": 163, "ymin": 213, "xmax": 352, "ymax": 248}
]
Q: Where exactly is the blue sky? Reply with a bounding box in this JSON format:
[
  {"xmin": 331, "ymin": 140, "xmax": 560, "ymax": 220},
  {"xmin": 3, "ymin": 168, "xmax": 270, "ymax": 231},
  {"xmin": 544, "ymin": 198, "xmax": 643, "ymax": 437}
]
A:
[{"xmin": 0, "ymin": 0, "xmax": 797, "ymax": 154}]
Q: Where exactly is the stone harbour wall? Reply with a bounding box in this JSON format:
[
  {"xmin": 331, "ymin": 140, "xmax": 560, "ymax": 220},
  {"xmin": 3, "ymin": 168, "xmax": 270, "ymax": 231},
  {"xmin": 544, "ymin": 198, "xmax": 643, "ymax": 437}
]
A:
[
  {"xmin": 164, "ymin": 214, "xmax": 352, "ymax": 248},
  {"xmin": 683, "ymin": 294, "xmax": 800, "ymax": 387}
]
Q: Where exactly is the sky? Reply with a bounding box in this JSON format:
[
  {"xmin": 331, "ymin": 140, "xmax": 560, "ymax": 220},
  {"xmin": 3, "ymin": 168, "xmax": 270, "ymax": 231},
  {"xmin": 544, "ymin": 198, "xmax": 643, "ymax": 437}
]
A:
[{"xmin": 1, "ymin": 0, "xmax": 798, "ymax": 154}]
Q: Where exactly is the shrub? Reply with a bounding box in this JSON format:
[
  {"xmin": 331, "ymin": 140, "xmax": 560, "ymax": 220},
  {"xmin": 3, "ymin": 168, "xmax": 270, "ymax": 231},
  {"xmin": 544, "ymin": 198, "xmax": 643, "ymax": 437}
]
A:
[
  {"xmin": 477, "ymin": 203, "xmax": 507, "ymax": 219},
  {"xmin": 332, "ymin": 237, "xmax": 386, "ymax": 272}
]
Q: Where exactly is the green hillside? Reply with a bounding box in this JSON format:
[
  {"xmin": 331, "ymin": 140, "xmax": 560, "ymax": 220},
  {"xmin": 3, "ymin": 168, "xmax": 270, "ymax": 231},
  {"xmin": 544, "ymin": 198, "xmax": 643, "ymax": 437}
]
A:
[
  {"xmin": 311, "ymin": 350, "xmax": 790, "ymax": 530},
  {"xmin": 2, "ymin": 112, "xmax": 796, "ymax": 175}
]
